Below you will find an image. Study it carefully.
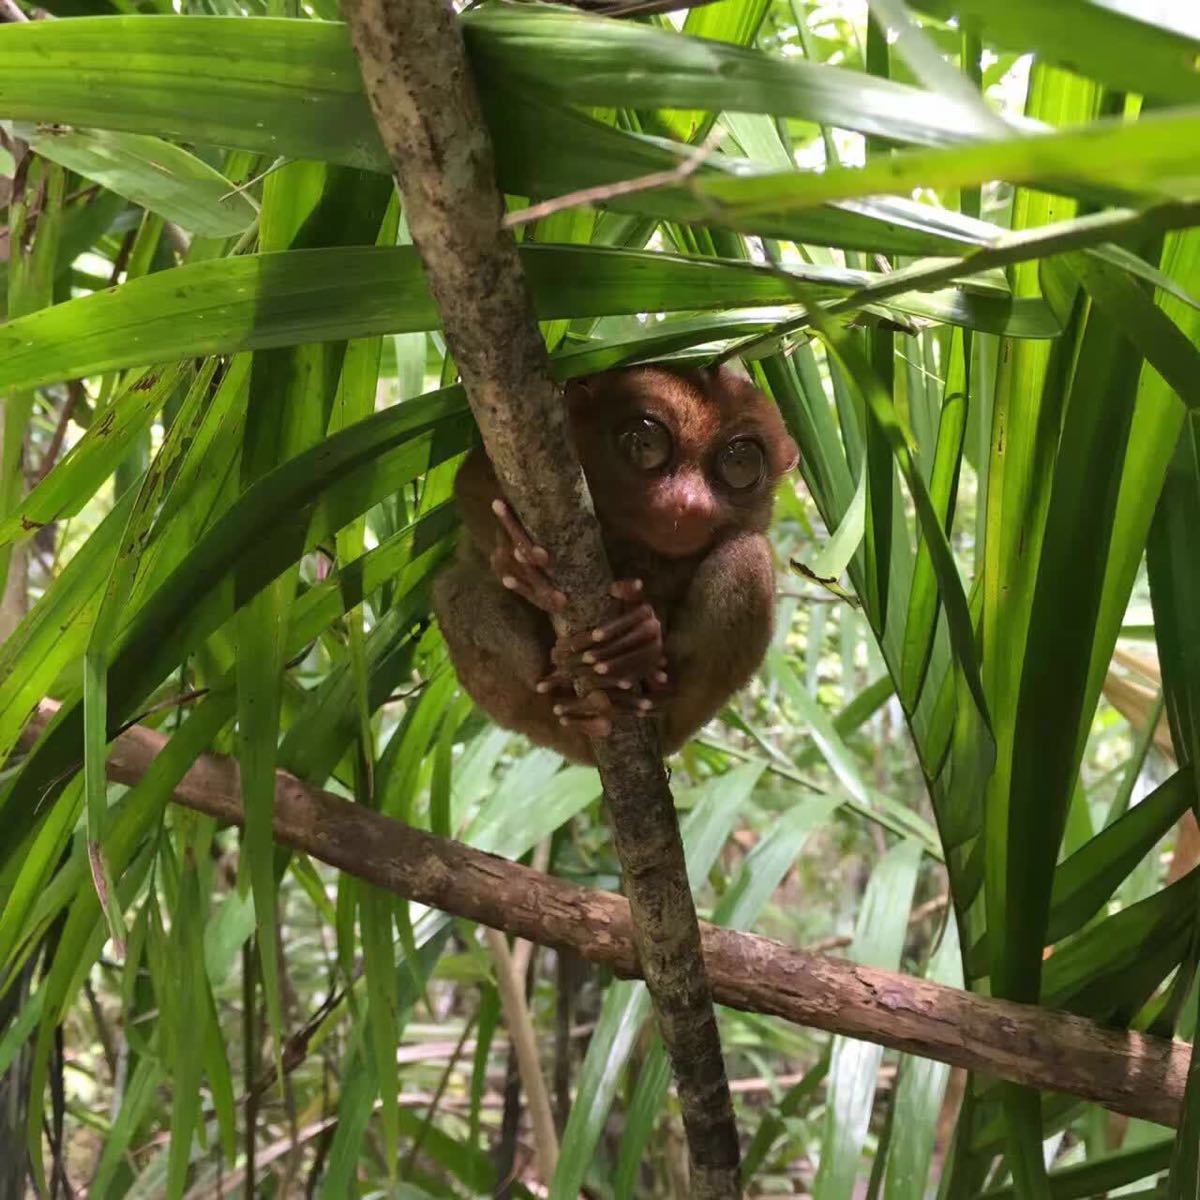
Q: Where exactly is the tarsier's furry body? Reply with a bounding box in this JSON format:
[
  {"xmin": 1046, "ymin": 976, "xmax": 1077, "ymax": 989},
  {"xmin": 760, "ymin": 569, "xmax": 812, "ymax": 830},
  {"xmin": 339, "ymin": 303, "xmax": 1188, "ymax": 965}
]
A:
[{"xmin": 433, "ymin": 364, "xmax": 799, "ymax": 764}]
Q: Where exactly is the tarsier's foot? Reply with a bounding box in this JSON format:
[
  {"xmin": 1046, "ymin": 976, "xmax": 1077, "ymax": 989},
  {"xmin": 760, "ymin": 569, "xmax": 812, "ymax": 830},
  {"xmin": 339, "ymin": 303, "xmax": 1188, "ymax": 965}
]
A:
[
  {"xmin": 489, "ymin": 498, "xmax": 567, "ymax": 613},
  {"xmin": 536, "ymin": 579, "xmax": 670, "ymax": 735}
]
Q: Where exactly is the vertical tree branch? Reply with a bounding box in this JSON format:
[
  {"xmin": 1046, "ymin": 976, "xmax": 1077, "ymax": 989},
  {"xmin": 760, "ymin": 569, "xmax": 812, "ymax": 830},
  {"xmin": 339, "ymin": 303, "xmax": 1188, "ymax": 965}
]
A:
[{"xmin": 339, "ymin": 0, "xmax": 740, "ymax": 1191}]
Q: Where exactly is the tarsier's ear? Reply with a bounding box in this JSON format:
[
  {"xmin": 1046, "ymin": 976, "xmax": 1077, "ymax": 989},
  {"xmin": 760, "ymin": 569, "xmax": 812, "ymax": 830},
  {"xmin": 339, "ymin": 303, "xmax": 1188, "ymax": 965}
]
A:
[
  {"xmin": 780, "ymin": 435, "xmax": 800, "ymax": 474},
  {"xmin": 563, "ymin": 377, "xmax": 594, "ymax": 407}
]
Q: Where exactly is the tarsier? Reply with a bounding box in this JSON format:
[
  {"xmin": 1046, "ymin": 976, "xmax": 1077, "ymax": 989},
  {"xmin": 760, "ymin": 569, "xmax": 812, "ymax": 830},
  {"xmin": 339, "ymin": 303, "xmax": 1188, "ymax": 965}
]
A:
[{"xmin": 433, "ymin": 363, "xmax": 799, "ymax": 764}]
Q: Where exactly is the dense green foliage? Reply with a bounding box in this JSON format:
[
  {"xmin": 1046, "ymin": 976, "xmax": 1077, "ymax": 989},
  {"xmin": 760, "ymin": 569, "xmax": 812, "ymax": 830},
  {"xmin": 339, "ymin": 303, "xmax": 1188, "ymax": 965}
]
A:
[{"xmin": 1, "ymin": 0, "xmax": 1199, "ymax": 1195}]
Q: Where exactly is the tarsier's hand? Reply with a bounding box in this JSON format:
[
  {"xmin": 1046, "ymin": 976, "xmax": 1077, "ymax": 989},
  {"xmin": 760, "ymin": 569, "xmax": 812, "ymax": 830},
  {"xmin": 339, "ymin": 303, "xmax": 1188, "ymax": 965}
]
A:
[
  {"xmin": 537, "ymin": 578, "xmax": 671, "ymax": 739},
  {"xmin": 488, "ymin": 501, "xmax": 668, "ymax": 737},
  {"xmin": 489, "ymin": 499, "xmax": 567, "ymax": 613}
]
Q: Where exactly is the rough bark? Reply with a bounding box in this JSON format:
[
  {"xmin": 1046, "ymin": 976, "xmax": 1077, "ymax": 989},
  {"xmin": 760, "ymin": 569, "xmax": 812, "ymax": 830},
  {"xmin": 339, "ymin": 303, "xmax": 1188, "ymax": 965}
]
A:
[
  {"xmin": 21, "ymin": 702, "xmax": 1189, "ymax": 1130},
  {"xmin": 339, "ymin": 0, "xmax": 739, "ymax": 1191}
]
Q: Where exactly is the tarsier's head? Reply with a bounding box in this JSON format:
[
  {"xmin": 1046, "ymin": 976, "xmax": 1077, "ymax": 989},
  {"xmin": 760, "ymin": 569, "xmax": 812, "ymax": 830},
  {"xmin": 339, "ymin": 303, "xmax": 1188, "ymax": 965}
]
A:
[{"xmin": 566, "ymin": 364, "xmax": 800, "ymax": 559}]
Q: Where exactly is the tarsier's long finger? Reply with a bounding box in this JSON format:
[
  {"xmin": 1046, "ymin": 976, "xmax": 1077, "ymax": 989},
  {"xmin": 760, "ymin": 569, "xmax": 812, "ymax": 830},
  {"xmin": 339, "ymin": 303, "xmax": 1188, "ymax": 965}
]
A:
[
  {"xmin": 565, "ymin": 715, "xmax": 613, "ymax": 738},
  {"xmin": 551, "ymin": 691, "xmax": 613, "ymax": 738},
  {"xmin": 500, "ymin": 570, "xmax": 567, "ymax": 613},
  {"xmin": 552, "ymin": 693, "xmax": 653, "ymax": 727},
  {"xmin": 492, "ymin": 547, "xmax": 567, "ymax": 613},
  {"xmin": 553, "ymin": 602, "xmax": 658, "ymax": 658},
  {"xmin": 491, "ymin": 499, "xmax": 551, "ymax": 568},
  {"xmin": 537, "ymin": 670, "xmax": 638, "ymax": 697},
  {"xmin": 580, "ymin": 617, "xmax": 660, "ymax": 668},
  {"xmin": 609, "ymin": 578, "xmax": 644, "ymax": 603},
  {"xmin": 535, "ymin": 670, "xmax": 574, "ymax": 696},
  {"xmin": 591, "ymin": 644, "xmax": 665, "ymax": 683}
]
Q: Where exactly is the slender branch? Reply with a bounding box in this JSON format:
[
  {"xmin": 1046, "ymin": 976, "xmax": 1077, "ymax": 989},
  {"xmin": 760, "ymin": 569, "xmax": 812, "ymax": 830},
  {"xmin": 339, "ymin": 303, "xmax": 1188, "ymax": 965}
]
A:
[
  {"xmin": 34, "ymin": 380, "xmax": 84, "ymax": 485},
  {"xmin": 563, "ymin": 0, "xmax": 719, "ymax": 16},
  {"xmin": 339, "ymin": 0, "xmax": 740, "ymax": 1191},
  {"xmin": 20, "ymin": 701, "xmax": 1191, "ymax": 1130},
  {"xmin": 503, "ymin": 125, "xmax": 724, "ymax": 231}
]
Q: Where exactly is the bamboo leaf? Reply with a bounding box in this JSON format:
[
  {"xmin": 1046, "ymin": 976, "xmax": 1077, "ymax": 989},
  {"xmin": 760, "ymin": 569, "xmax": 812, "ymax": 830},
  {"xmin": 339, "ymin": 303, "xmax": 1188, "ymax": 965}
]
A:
[
  {"xmin": 964, "ymin": 767, "xmax": 1195, "ymax": 980},
  {"xmin": 165, "ymin": 831, "xmax": 207, "ymax": 1200},
  {"xmin": 1, "ymin": 397, "xmax": 471, "ymax": 857},
  {"xmin": 1075, "ymin": 253, "xmax": 1200, "ymax": 411},
  {"xmin": 998, "ymin": 255, "xmax": 1146, "ymax": 1004},
  {"xmin": 980, "ymin": 1137, "xmax": 1173, "ymax": 1200},
  {"xmin": 807, "ymin": 464, "xmax": 866, "ymax": 581}
]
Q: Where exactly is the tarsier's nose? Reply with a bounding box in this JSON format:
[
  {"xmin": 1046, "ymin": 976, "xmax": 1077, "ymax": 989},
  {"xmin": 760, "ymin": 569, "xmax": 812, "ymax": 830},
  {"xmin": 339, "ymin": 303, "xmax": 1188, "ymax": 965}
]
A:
[{"xmin": 671, "ymin": 471, "xmax": 718, "ymax": 522}]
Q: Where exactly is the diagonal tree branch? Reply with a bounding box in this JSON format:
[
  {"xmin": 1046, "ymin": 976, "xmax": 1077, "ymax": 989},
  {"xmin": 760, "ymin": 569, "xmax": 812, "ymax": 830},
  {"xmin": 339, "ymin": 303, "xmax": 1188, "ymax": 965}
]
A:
[
  {"xmin": 20, "ymin": 700, "xmax": 1190, "ymax": 1131},
  {"xmin": 339, "ymin": 0, "xmax": 740, "ymax": 1191}
]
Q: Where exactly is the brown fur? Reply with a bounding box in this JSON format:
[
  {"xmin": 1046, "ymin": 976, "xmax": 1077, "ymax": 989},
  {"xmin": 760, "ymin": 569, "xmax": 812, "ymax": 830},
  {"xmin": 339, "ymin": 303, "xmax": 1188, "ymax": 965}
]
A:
[{"xmin": 432, "ymin": 364, "xmax": 798, "ymax": 764}]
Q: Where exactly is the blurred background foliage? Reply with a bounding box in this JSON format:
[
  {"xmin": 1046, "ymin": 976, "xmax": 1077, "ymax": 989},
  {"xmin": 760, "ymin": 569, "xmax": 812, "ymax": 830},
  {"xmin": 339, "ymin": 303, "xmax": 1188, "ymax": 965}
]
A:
[{"xmin": 1, "ymin": 0, "xmax": 1199, "ymax": 1195}]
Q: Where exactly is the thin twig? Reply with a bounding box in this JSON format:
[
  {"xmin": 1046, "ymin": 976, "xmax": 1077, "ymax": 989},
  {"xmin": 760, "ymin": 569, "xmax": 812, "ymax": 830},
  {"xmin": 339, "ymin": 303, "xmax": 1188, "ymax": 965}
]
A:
[
  {"xmin": 245, "ymin": 986, "xmax": 348, "ymax": 1107},
  {"xmin": 503, "ymin": 124, "xmax": 725, "ymax": 230},
  {"xmin": 805, "ymin": 934, "xmax": 852, "ymax": 955},
  {"xmin": 909, "ymin": 894, "xmax": 950, "ymax": 926},
  {"xmin": 218, "ymin": 156, "xmax": 292, "ymax": 202},
  {"xmin": 35, "ymin": 381, "xmax": 86, "ymax": 484},
  {"xmin": 570, "ymin": 0, "xmax": 718, "ymax": 14},
  {"xmin": 403, "ymin": 1013, "xmax": 477, "ymax": 1178},
  {"xmin": 113, "ymin": 687, "xmax": 209, "ymax": 738}
]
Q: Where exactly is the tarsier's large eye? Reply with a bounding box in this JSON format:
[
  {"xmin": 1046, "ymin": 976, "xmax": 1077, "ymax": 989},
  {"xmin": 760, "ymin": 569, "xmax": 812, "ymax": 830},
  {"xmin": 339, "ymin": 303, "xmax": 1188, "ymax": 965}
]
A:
[
  {"xmin": 717, "ymin": 437, "xmax": 766, "ymax": 490},
  {"xmin": 618, "ymin": 418, "xmax": 672, "ymax": 471}
]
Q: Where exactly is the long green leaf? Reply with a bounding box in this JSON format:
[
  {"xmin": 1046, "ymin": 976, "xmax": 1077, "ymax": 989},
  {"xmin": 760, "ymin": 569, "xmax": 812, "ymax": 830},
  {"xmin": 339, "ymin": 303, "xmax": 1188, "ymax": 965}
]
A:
[
  {"xmin": 1148, "ymin": 415, "xmax": 1200, "ymax": 1197},
  {"xmin": 466, "ymin": 3, "xmax": 1002, "ymax": 146},
  {"xmin": 697, "ymin": 106, "xmax": 1200, "ymax": 215},
  {"xmin": 813, "ymin": 839, "xmax": 923, "ymax": 1200},
  {"xmin": 27, "ymin": 127, "xmax": 256, "ymax": 237},
  {"xmin": 2, "ymin": 392, "xmax": 470, "ymax": 853},
  {"xmin": 0, "ymin": 14, "xmax": 1014, "ymax": 255},
  {"xmin": 0, "ymin": 244, "xmax": 1059, "ymax": 396},
  {"xmin": 976, "ymin": 66, "xmax": 1097, "ymax": 1198},
  {"xmin": 883, "ymin": 919, "xmax": 962, "ymax": 1200},
  {"xmin": 909, "ymin": 0, "xmax": 1200, "ymax": 103},
  {"xmin": 0, "ymin": 364, "xmax": 188, "ymax": 546},
  {"xmin": 998, "ymin": 255, "xmax": 1147, "ymax": 1003}
]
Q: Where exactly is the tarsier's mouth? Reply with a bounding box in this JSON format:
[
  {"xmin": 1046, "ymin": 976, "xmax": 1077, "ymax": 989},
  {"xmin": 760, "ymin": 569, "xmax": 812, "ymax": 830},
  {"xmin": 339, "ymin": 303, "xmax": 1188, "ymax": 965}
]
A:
[{"xmin": 642, "ymin": 521, "xmax": 719, "ymax": 559}]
